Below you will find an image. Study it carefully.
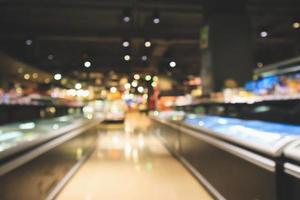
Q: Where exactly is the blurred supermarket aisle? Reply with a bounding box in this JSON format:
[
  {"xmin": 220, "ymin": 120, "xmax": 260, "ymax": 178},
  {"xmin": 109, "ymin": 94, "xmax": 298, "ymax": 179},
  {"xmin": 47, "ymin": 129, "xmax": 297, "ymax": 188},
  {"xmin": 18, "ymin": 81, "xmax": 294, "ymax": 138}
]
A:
[{"xmin": 56, "ymin": 112, "xmax": 212, "ymax": 200}]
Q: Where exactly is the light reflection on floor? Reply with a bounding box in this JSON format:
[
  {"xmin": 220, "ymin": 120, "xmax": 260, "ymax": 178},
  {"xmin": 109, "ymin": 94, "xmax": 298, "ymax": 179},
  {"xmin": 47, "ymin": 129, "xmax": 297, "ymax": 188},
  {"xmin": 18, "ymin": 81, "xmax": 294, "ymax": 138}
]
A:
[{"xmin": 56, "ymin": 112, "xmax": 213, "ymax": 200}]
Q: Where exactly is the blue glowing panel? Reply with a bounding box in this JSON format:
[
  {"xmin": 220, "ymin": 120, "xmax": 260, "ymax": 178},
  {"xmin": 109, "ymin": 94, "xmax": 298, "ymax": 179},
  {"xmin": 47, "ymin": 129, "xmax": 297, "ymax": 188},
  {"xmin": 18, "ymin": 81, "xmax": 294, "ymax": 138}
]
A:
[{"xmin": 183, "ymin": 114, "xmax": 300, "ymax": 147}]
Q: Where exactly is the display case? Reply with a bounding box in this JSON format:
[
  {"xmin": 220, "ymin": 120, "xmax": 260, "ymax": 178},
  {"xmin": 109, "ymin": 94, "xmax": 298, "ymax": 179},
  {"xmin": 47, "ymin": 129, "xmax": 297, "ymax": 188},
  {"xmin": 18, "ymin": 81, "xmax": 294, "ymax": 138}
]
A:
[
  {"xmin": 151, "ymin": 111, "xmax": 300, "ymax": 200},
  {"xmin": 283, "ymin": 140, "xmax": 300, "ymax": 200},
  {"xmin": 0, "ymin": 115, "xmax": 100, "ymax": 200}
]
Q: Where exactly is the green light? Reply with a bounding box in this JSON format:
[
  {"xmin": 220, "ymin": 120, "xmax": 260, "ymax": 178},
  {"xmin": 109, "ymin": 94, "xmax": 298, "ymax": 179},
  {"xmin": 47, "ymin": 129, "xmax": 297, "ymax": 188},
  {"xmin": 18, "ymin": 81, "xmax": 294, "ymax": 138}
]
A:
[{"xmin": 145, "ymin": 75, "xmax": 152, "ymax": 81}]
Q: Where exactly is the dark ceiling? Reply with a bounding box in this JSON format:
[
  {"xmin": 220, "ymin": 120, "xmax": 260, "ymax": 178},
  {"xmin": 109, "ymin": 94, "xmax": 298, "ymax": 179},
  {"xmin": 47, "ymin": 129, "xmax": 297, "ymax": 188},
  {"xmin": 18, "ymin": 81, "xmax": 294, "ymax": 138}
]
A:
[{"xmin": 0, "ymin": 0, "xmax": 300, "ymax": 81}]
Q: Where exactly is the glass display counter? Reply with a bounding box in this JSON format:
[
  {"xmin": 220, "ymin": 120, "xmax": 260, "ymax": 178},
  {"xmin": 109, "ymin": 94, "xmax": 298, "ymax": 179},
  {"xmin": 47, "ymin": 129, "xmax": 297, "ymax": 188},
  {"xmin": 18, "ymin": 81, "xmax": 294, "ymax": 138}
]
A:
[
  {"xmin": 282, "ymin": 140, "xmax": 300, "ymax": 200},
  {"xmin": 150, "ymin": 111, "xmax": 300, "ymax": 200},
  {"xmin": 182, "ymin": 114, "xmax": 299, "ymax": 156},
  {"xmin": 0, "ymin": 115, "xmax": 90, "ymax": 160},
  {"xmin": 0, "ymin": 115, "xmax": 100, "ymax": 200}
]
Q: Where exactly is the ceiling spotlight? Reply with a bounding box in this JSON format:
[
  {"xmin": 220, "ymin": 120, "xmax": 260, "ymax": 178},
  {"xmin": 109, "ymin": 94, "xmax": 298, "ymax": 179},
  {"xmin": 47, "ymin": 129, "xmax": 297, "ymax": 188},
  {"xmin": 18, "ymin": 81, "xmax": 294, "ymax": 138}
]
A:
[
  {"xmin": 169, "ymin": 61, "xmax": 176, "ymax": 68},
  {"xmin": 293, "ymin": 22, "xmax": 300, "ymax": 29},
  {"xmin": 145, "ymin": 41, "xmax": 151, "ymax": 48},
  {"xmin": 75, "ymin": 83, "xmax": 82, "ymax": 90},
  {"xmin": 48, "ymin": 54, "xmax": 54, "ymax": 60},
  {"xmin": 141, "ymin": 55, "xmax": 148, "ymax": 61},
  {"xmin": 123, "ymin": 16, "xmax": 130, "ymax": 22},
  {"xmin": 134, "ymin": 74, "xmax": 140, "ymax": 80},
  {"xmin": 122, "ymin": 41, "xmax": 130, "ymax": 47},
  {"xmin": 124, "ymin": 55, "xmax": 131, "ymax": 61},
  {"xmin": 84, "ymin": 61, "xmax": 91, "ymax": 68},
  {"xmin": 25, "ymin": 39, "xmax": 33, "ymax": 46},
  {"xmin": 153, "ymin": 11, "xmax": 160, "ymax": 24},
  {"xmin": 260, "ymin": 31, "xmax": 268, "ymax": 38},
  {"xmin": 54, "ymin": 73, "xmax": 62, "ymax": 81},
  {"xmin": 24, "ymin": 73, "xmax": 30, "ymax": 80},
  {"xmin": 123, "ymin": 9, "xmax": 131, "ymax": 23},
  {"xmin": 32, "ymin": 73, "xmax": 38, "ymax": 79}
]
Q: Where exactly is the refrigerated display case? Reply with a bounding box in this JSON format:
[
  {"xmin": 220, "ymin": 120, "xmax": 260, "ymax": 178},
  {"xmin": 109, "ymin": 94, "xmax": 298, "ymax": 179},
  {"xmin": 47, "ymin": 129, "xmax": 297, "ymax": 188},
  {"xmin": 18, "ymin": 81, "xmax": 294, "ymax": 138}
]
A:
[
  {"xmin": 283, "ymin": 140, "xmax": 300, "ymax": 200},
  {"xmin": 0, "ymin": 115, "xmax": 100, "ymax": 200},
  {"xmin": 150, "ymin": 111, "xmax": 300, "ymax": 200}
]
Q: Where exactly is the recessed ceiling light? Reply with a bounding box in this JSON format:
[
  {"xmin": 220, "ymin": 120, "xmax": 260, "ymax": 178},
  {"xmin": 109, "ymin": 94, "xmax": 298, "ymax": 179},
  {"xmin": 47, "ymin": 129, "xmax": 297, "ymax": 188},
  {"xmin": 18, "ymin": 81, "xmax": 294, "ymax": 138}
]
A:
[
  {"xmin": 54, "ymin": 73, "xmax": 62, "ymax": 81},
  {"xmin": 24, "ymin": 73, "xmax": 30, "ymax": 80},
  {"xmin": 124, "ymin": 55, "xmax": 131, "ymax": 61},
  {"xmin": 84, "ymin": 61, "xmax": 91, "ymax": 68},
  {"xmin": 145, "ymin": 41, "xmax": 151, "ymax": 47},
  {"xmin": 48, "ymin": 54, "xmax": 54, "ymax": 60},
  {"xmin": 141, "ymin": 55, "xmax": 148, "ymax": 61},
  {"xmin": 122, "ymin": 41, "xmax": 130, "ymax": 47},
  {"xmin": 25, "ymin": 39, "xmax": 33, "ymax": 46},
  {"xmin": 123, "ymin": 16, "xmax": 130, "ymax": 22},
  {"xmin": 32, "ymin": 73, "xmax": 38, "ymax": 79},
  {"xmin": 260, "ymin": 31, "xmax": 268, "ymax": 38},
  {"xmin": 153, "ymin": 18, "xmax": 160, "ymax": 24},
  {"xmin": 169, "ymin": 61, "xmax": 176, "ymax": 68},
  {"xmin": 293, "ymin": 22, "xmax": 300, "ymax": 29}
]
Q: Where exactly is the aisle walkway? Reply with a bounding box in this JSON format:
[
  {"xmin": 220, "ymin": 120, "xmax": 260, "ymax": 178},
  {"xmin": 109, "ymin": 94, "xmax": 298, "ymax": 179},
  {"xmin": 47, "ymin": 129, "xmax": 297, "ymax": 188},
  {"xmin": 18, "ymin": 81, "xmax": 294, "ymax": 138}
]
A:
[{"xmin": 56, "ymin": 113, "xmax": 213, "ymax": 200}]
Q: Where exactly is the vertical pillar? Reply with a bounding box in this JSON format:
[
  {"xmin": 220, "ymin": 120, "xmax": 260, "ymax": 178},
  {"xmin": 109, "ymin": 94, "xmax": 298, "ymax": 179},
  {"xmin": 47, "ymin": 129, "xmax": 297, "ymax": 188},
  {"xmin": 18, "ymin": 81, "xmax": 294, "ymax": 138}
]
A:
[{"xmin": 201, "ymin": 1, "xmax": 254, "ymax": 93}]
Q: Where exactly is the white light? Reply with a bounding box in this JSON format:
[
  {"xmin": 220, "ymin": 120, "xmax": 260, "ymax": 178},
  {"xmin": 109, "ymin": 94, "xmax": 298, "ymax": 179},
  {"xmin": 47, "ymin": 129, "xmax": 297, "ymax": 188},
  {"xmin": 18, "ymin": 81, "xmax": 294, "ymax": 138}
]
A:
[
  {"xmin": 260, "ymin": 31, "xmax": 268, "ymax": 38},
  {"xmin": 25, "ymin": 39, "xmax": 32, "ymax": 46},
  {"xmin": 24, "ymin": 73, "xmax": 30, "ymax": 80},
  {"xmin": 75, "ymin": 83, "xmax": 82, "ymax": 90},
  {"xmin": 134, "ymin": 74, "xmax": 140, "ymax": 80},
  {"xmin": 131, "ymin": 80, "xmax": 138, "ymax": 87},
  {"xmin": 110, "ymin": 87, "xmax": 117, "ymax": 93},
  {"xmin": 141, "ymin": 55, "xmax": 148, "ymax": 61},
  {"xmin": 124, "ymin": 83, "xmax": 131, "ymax": 90},
  {"xmin": 84, "ymin": 61, "xmax": 91, "ymax": 68},
  {"xmin": 48, "ymin": 54, "xmax": 54, "ymax": 60},
  {"xmin": 293, "ymin": 22, "xmax": 300, "ymax": 29},
  {"xmin": 137, "ymin": 86, "xmax": 144, "ymax": 93},
  {"xmin": 123, "ymin": 16, "xmax": 130, "ymax": 22},
  {"xmin": 124, "ymin": 55, "xmax": 131, "ymax": 61},
  {"xmin": 153, "ymin": 18, "xmax": 160, "ymax": 24},
  {"xmin": 169, "ymin": 61, "xmax": 176, "ymax": 68},
  {"xmin": 32, "ymin": 73, "xmax": 38, "ymax": 79},
  {"xmin": 19, "ymin": 122, "xmax": 35, "ymax": 130},
  {"xmin": 145, "ymin": 41, "xmax": 151, "ymax": 47},
  {"xmin": 54, "ymin": 73, "xmax": 62, "ymax": 81},
  {"xmin": 122, "ymin": 41, "xmax": 130, "ymax": 47},
  {"xmin": 145, "ymin": 75, "xmax": 151, "ymax": 81}
]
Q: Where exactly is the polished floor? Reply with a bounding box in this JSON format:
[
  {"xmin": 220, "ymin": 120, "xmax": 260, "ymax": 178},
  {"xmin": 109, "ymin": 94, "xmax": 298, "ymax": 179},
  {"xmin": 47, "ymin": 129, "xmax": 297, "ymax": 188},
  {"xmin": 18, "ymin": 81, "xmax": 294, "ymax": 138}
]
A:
[{"xmin": 56, "ymin": 113, "xmax": 213, "ymax": 200}]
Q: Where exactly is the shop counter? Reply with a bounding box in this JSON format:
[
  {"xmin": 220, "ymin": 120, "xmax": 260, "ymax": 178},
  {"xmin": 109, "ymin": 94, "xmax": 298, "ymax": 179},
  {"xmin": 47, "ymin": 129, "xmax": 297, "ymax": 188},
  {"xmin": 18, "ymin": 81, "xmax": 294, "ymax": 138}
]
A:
[
  {"xmin": 0, "ymin": 115, "xmax": 101, "ymax": 200},
  {"xmin": 150, "ymin": 111, "xmax": 300, "ymax": 200},
  {"xmin": 283, "ymin": 140, "xmax": 300, "ymax": 200}
]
